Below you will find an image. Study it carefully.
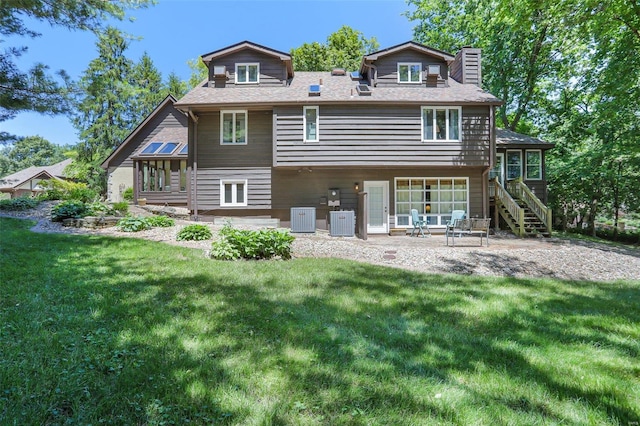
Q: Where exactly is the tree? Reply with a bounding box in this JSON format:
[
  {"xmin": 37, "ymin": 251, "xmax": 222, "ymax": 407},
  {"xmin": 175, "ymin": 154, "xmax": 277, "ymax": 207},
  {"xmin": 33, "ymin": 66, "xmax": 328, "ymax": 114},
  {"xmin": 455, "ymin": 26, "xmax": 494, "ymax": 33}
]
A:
[
  {"xmin": 165, "ymin": 72, "xmax": 188, "ymax": 98},
  {"xmin": 131, "ymin": 52, "xmax": 164, "ymax": 119},
  {"xmin": 0, "ymin": 135, "xmax": 67, "ymax": 176},
  {"xmin": 72, "ymin": 27, "xmax": 136, "ymax": 192},
  {"xmin": 187, "ymin": 58, "xmax": 208, "ymax": 89},
  {"xmin": 0, "ymin": 0, "xmax": 152, "ymax": 121},
  {"xmin": 291, "ymin": 26, "xmax": 379, "ymax": 71}
]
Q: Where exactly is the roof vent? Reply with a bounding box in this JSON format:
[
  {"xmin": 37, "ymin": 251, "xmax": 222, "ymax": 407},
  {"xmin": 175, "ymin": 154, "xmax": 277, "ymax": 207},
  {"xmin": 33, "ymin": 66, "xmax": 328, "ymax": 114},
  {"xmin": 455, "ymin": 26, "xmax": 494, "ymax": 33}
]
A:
[
  {"xmin": 331, "ymin": 68, "xmax": 346, "ymax": 76},
  {"xmin": 213, "ymin": 65, "xmax": 227, "ymax": 77},
  {"xmin": 356, "ymin": 84, "xmax": 372, "ymax": 96},
  {"xmin": 427, "ymin": 65, "xmax": 441, "ymax": 76},
  {"xmin": 308, "ymin": 84, "xmax": 321, "ymax": 96}
]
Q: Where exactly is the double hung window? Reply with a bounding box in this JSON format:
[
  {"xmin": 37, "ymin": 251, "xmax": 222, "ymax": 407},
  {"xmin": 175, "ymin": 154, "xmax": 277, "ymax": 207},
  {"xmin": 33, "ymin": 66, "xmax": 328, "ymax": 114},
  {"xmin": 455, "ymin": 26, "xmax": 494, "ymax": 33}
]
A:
[
  {"xmin": 422, "ymin": 107, "xmax": 461, "ymax": 141},
  {"xmin": 221, "ymin": 110, "xmax": 247, "ymax": 144},
  {"xmin": 525, "ymin": 150, "xmax": 542, "ymax": 180},
  {"xmin": 506, "ymin": 150, "xmax": 522, "ymax": 180}
]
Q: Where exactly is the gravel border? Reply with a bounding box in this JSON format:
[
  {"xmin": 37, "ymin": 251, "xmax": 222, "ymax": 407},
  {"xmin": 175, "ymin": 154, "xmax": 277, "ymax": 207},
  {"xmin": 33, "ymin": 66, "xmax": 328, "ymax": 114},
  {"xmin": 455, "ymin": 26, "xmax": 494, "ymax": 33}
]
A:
[{"xmin": 2, "ymin": 202, "xmax": 639, "ymax": 283}]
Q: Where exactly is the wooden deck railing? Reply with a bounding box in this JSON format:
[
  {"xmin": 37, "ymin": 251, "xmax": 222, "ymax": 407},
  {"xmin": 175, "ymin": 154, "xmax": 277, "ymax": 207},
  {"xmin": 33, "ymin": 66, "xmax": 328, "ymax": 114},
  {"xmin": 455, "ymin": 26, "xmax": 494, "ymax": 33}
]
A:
[{"xmin": 493, "ymin": 178, "xmax": 526, "ymax": 236}]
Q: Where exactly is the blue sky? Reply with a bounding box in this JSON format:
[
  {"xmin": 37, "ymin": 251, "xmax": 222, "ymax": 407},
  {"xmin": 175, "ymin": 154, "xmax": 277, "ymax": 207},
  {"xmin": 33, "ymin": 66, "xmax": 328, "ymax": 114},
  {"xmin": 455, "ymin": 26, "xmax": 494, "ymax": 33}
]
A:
[{"xmin": 3, "ymin": 0, "xmax": 417, "ymax": 146}]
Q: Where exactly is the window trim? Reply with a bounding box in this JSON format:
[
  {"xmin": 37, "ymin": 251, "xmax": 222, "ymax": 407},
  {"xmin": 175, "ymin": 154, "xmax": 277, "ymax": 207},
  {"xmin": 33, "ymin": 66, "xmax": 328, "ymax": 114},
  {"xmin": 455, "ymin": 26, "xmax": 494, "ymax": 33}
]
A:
[
  {"xmin": 394, "ymin": 177, "xmax": 470, "ymax": 228},
  {"xmin": 525, "ymin": 149, "xmax": 542, "ymax": 181},
  {"xmin": 303, "ymin": 106, "xmax": 319, "ymax": 143},
  {"xmin": 506, "ymin": 149, "xmax": 523, "ymax": 180},
  {"xmin": 421, "ymin": 106, "xmax": 462, "ymax": 142},
  {"xmin": 220, "ymin": 179, "xmax": 248, "ymax": 207},
  {"xmin": 235, "ymin": 63, "xmax": 259, "ymax": 84},
  {"xmin": 398, "ymin": 62, "xmax": 422, "ymax": 84},
  {"xmin": 220, "ymin": 110, "xmax": 248, "ymax": 145}
]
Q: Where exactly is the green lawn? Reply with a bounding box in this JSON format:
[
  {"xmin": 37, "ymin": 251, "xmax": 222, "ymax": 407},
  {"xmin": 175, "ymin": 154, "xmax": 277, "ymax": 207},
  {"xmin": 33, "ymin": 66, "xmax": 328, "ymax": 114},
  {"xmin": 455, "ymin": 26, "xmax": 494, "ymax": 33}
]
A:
[{"xmin": 1, "ymin": 217, "xmax": 638, "ymax": 425}]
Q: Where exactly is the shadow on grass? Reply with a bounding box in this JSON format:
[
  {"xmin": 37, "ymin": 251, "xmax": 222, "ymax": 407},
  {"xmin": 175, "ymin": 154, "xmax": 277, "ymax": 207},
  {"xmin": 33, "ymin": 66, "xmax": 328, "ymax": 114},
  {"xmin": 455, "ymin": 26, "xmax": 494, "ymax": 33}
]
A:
[{"xmin": 1, "ymin": 217, "xmax": 639, "ymax": 424}]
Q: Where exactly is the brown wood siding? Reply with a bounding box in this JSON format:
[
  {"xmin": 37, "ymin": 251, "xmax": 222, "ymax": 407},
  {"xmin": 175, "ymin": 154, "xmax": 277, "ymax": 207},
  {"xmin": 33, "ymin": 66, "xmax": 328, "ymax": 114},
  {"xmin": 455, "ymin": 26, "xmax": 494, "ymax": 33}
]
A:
[
  {"xmin": 274, "ymin": 105, "xmax": 491, "ymax": 167},
  {"xmin": 111, "ymin": 106, "xmax": 186, "ymax": 168},
  {"xmin": 371, "ymin": 51, "xmax": 449, "ymax": 87},
  {"xmin": 209, "ymin": 51, "xmax": 287, "ymax": 87},
  {"xmin": 196, "ymin": 110, "xmax": 273, "ymax": 168},
  {"xmin": 271, "ymin": 167, "xmax": 486, "ymax": 227},
  {"xmin": 194, "ymin": 167, "xmax": 271, "ymax": 211},
  {"xmin": 451, "ymin": 48, "xmax": 481, "ymax": 86}
]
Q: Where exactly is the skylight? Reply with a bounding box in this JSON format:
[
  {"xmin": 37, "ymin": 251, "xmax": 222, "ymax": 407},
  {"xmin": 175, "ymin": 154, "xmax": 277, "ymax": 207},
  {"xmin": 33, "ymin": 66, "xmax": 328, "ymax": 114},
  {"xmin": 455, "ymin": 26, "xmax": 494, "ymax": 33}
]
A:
[
  {"xmin": 308, "ymin": 84, "xmax": 321, "ymax": 96},
  {"xmin": 158, "ymin": 142, "xmax": 179, "ymax": 154},
  {"xmin": 179, "ymin": 145, "xmax": 188, "ymax": 155},
  {"xmin": 141, "ymin": 142, "xmax": 163, "ymax": 154}
]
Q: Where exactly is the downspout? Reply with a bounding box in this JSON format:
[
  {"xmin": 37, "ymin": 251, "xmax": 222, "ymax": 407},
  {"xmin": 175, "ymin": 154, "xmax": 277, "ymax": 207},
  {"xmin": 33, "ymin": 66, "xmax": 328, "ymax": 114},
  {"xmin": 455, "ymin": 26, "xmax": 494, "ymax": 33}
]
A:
[{"xmin": 189, "ymin": 109, "xmax": 199, "ymax": 221}]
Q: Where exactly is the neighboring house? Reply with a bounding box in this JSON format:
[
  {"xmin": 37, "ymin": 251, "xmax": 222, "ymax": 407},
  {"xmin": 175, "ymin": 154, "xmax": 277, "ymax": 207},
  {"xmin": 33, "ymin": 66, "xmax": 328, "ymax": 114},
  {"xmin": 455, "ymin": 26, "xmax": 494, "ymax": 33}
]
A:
[
  {"xmin": 106, "ymin": 40, "xmax": 553, "ymax": 236},
  {"xmin": 101, "ymin": 95, "xmax": 189, "ymax": 204},
  {"xmin": 0, "ymin": 158, "xmax": 72, "ymax": 199}
]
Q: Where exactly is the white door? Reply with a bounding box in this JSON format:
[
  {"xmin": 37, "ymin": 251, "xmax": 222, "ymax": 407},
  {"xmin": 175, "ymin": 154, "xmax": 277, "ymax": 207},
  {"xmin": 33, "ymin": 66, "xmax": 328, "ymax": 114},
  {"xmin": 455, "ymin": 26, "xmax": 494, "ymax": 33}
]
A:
[{"xmin": 364, "ymin": 181, "xmax": 389, "ymax": 234}]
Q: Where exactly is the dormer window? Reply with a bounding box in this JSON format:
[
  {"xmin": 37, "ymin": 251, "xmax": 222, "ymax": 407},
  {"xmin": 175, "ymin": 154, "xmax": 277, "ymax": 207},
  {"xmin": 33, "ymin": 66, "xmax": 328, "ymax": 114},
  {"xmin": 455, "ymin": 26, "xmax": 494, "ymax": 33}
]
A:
[
  {"xmin": 235, "ymin": 63, "xmax": 259, "ymax": 84},
  {"xmin": 398, "ymin": 63, "xmax": 421, "ymax": 83}
]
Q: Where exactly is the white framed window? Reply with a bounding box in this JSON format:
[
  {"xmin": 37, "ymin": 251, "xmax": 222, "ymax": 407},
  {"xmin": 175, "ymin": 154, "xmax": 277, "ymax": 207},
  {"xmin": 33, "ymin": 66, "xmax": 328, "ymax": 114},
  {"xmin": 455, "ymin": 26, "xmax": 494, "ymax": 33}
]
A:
[
  {"xmin": 220, "ymin": 180, "xmax": 247, "ymax": 207},
  {"xmin": 398, "ymin": 63, "xmax": 422, "ymax": 83},
  {"xmin": 303, "ymin": 106, "xmax": 319, "ymax": 142},
  {"xmin": 220, "ymin": 110, "xmax": 247, "ymax": 145},
  {"xmin": 525, "ymin": 150, "xmax": 542, "ymax": 180},
  {"xmin": 506, "ymin": 150, "xmax": 522, "ymax": 180},
  {"xmin": 235, "ymin": 63, "xmax": 259, "ymax": 84},
  {"xmin": 421, "ymin": 106, "xmax": 461, "ymax": 141},
  {"xmin": 395, "ymin": 177, "xmax": 469, "ymax": 227}
]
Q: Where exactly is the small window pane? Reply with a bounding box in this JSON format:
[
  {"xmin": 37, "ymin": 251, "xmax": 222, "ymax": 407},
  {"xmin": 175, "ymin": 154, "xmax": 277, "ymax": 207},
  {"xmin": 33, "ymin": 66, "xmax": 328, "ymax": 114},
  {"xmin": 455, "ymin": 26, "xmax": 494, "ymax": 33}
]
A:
[
  {"xmin": 222, "ymin": 113, "xmax": 234, "ymax": 143},
  {"xmin": 410, "ymin": 64, "xmax": 421, "ymax": 82},
  {"xmin": 224, "ymin": 184, "xmax": 232, "ymax": 203},
  {"xmin": 399, "ymin": 65, "xmax": 408, "ymax": 82},
  {"xmin": 179, "ymin": 145, "xmax": 188, "ymax": 155},
  {"xmin": 158, "ymin": 142, "xmax": 178, "ymax": 154},
  {"xmin": 305, "ymin": 107, "xmax": 318, "ymax": 141},
  {"xmin": 396, "ymin": 179, "xmax": 410, "ymax": 190},
  {"xmin": 448, "ymin": 109, "xmax": 459, "ymax": 140},
  {"xmin": 436, "ymin": 110, "xmax": 446, "ymax": 140},
  {"xmin": 236, "ymin": 183, "xmax": 245, "ymax": 203},
  {"xmin": 237, "ymin": 65, "xmax": 247, "ymax": 83},
  {"xmin": 248, "ymin": 65, "xmax": 258, "ymax": 82},
  {"xmin": 236, "ymin": 113, "xmax": 246, "ymax": 143},
  {"xmin": 180, "ymin": 160, "xmax": 187, "ymax": 192},
  {"xmin": 423, "ymin": 109, "xmax": 434, "ymax": 140}
]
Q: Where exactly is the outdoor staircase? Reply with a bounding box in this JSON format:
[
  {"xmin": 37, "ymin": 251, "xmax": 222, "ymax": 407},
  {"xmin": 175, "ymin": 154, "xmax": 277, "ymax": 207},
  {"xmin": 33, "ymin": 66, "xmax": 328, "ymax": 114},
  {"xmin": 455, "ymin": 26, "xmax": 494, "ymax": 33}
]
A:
[{"xmin": 493, "ymin": 178, "xmax": 552, "ymax": 238}]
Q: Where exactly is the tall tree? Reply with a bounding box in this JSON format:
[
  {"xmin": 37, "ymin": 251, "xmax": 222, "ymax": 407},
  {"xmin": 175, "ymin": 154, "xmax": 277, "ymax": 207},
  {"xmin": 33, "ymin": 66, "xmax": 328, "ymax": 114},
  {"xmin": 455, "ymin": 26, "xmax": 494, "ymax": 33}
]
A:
[
  {"xmin": 165, "ymin": 72, "xmax": 188, "ymax": 98},
  {"xmin": 291, "ymin": 26, "xmax": 379, "ymax": 71},
  {"xmin": 0, "ymin": 135, "xmax": 67, "ymax": 176},
  {"xmin": 72, "ymin": 27, "xmax": 136, "ymax": 191},
  {"xmin": 0, "ymin": 0, "xmax": 152, "ymax": 121},
  {"xmin": 131, "ymin": 52, "xmax": 164, "ymax": 118}
]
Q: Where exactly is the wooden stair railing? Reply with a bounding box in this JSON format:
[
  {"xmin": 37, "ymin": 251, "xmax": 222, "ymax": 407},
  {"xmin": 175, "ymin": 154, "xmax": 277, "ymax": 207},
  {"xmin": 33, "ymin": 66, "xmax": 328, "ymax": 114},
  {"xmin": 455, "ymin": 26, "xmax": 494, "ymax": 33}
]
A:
[
  {"xmin": 508, "ymin": 179, "xmax": 552, "ymax": 237},
  {"xmin": 493, "ymin": 178, "xmax": 526, "ymax": 237}
]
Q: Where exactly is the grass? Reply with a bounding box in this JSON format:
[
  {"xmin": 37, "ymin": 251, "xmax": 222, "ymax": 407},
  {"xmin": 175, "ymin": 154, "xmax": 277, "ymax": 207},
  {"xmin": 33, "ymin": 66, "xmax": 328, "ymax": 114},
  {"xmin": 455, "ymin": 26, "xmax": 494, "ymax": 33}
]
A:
[{"xmin": 1, "ymin": 217, "xmax": 639, "ymax": 425}]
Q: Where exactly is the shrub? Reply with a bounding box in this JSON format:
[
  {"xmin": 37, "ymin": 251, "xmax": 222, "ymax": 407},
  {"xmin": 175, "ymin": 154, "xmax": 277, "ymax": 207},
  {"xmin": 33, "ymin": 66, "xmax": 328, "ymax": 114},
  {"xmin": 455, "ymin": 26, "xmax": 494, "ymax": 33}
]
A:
[
  {"xmin": 40, "ymin": 180, "xmax": 97, "ymax": 202},
  {"xmin": 86, "ymin": 201, "xmax": 115, "ymax": 217},
  {"xmin": 0, "ymin": 197, "xmax": 40, "ymax": 211},
  {"xmin": 176, "ymin": 224, "xmax": 212, "ymax": 241},
  {"xmin": 211, "ymin": 224, "xmax": 295, "ymax": 260},
  {"xmin": 51, "ymin": 200, "xmax": 88, "ymax": 222},
  {"xmin": 122, "ymin": 187, "xmax": 134, "ymax": 202},
  {"xmin": 146, "ymin": 215, "xmax": 175, "ymax": 227},
  {"xmin": 111, "ymin": 202, "xmax": 129, "ymax": 216},
  {"xmin": 117, "ymin": 216, "xmax": 151, "ymax": 232}
]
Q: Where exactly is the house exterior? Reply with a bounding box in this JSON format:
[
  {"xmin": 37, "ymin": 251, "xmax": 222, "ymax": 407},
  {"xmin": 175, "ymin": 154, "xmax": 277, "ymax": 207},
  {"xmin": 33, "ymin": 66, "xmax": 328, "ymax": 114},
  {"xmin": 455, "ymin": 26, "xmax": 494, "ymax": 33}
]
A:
[
  {"xmin": 0, "ymin": 158, "xmax": 72, "ymax": 199},
  {"xmin": 104, "ymin": 40, "xmax": 553, "ymax": 235},
  {"xmin": 174, "ymin": 40, "xmax": 505, "ymax": 233},
  {"xmin": 101, "ymin": 95, "xmax": 189, "ymax": 204}
]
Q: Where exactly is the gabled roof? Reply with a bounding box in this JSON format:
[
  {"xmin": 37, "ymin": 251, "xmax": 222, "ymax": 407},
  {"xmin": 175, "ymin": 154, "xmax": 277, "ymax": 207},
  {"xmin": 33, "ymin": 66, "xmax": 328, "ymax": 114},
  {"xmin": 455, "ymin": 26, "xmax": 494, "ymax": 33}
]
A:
[
  {"xmin": 201, "ymin": 40, "xmax": 294, "ymax": 78},
  {"xmin": 362, "ymin": 41, "xmax": 456, "ymax": 64},
  {"xmin": 496, "ymin": 129, "xmax": 555, "ymax": 149},
  {"xmin": 0, "ymin": 158, "xmax": 72, "ymax": 192},
  {"xmin": 101, "ymin": 95, "xmax": 183, "ymax": 169}
]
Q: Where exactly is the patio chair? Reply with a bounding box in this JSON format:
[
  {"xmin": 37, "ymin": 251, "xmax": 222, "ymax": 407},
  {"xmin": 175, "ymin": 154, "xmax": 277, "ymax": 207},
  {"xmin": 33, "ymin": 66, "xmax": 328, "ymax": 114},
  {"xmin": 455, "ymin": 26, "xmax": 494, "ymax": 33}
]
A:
[
  {"xmin": 445, "ymin": 210, "xmax": 466, "ymax": 240},
  {"xmin": 410, "ymin": 208, "xmax": 431, "ymax": 237}
]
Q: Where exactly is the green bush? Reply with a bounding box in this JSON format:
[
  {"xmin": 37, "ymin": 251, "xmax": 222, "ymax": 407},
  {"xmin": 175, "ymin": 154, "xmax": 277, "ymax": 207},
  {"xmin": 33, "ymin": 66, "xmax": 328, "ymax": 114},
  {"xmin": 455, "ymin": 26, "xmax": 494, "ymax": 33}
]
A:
[
  {"xmin": 111, "ymin": 202, "xmax": 129, "ymax": 216},
  {"xmin": 0, "ymin": 197, "xmax": 40, "ymax": 211},
  {"xmin": 176, "ymin": 224, "xmax": 212, "ymax": 241},
  {"xmin": 51, "ymin": 200, "xmax": 89, "ymax": 222},
  {"xmin": 146, "ymin": 215, "xmax": 175, "ymax": 227},
  {"xmin": 212, "ymin": 224, "xmax": 295, "ymax": 260},
  {"xmin": 117, "ymin": 216, "xmax": 151, "ymax": 232},
  {"xmin": 568, "ymin": 227, "xmax": 640, "ymax": 245},
  {"xmin": 122, "ymin": 187, "xmax": 134, "ymax": 202},
  {"xmin": 86, "ymin": 201, "xmax": 114, "ymax": 217},
  {"xmin": 39, "ymin": 180, "xmax": 97, "ymax": 202}
]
